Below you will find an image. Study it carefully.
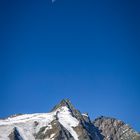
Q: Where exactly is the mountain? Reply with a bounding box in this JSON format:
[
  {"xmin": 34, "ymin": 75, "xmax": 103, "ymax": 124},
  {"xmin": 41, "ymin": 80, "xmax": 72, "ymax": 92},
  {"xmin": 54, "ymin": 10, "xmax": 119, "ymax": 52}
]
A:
[
  {"xmin": 93, "ymin": 116, "xmax": 140, "ymax": 140},
  {"xmin": 0, "ymin": 99, "xmax": 139, "ymax": 140}
]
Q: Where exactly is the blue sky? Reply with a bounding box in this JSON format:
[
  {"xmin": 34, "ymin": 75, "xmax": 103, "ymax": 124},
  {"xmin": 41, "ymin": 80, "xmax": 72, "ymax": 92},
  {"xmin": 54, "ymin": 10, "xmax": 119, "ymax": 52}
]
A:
[{"xmin": 0, "ymin": 0, "xmax": 140, "ymax": 131}]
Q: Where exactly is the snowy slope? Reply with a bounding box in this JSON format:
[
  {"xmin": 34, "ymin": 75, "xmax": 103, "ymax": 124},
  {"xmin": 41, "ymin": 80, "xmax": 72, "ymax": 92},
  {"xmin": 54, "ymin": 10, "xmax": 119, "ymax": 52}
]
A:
[{"xmin": 0, "ymin": 106, "xmax": 79, "ymax": 140}]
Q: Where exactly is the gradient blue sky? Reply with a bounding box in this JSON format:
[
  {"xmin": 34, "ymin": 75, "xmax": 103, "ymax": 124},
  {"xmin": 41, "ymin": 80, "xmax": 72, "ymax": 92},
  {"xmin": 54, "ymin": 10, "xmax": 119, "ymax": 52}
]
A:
[{"xmin": 0, "ymin": 0, "xmax": 140, "ymax": 131}]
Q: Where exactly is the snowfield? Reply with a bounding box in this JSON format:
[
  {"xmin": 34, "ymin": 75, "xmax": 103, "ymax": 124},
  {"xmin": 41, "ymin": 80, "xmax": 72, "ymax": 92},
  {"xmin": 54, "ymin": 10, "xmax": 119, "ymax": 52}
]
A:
[{"xmin": 0, "ymin": 106, "xmax": 79, "ymax": 140}]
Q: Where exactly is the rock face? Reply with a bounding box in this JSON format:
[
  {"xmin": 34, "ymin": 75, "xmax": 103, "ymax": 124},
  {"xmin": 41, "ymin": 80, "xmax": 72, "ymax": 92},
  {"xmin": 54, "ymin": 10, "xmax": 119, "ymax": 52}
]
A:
[
  {"xmin": 0, "ymin": 99, "xmax": 139, "ymax": 140},
  {"xmin": 93, "ymin": 116, "xmax": 140, "ymax": 140},
  {"xmin": 35, "ymin": 120, "xmax": 74, "ymax": 140},
  {"xmin": 8, "ymin": 127, "xmax": 24, "ymax": 140}
]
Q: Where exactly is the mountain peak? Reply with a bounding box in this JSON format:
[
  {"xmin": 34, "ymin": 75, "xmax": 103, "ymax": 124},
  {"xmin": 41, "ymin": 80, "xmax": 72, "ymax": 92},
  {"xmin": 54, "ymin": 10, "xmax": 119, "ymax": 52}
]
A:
[
  {"xmin": 51, "ymin": 99, "xmax": 83, "ymax": 120},
  {"xmin": 51, "ymin": 99, "xmax": 74, "ymax": 111},
  {"xmin": 59, "ymin": 99, "xmax": 72, "ymax": 106}
]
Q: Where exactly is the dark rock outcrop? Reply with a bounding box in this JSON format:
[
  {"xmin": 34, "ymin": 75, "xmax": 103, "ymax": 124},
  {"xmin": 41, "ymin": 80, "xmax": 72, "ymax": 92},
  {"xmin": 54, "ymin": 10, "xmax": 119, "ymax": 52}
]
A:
[
  {"xmin": 93, "ymin": 116, "xmax": 140, "ymax": 140},
  {"xmin": 8, "ymin": 127, "xmax": 23, "ymax": 140},
  {"xmin": 35, "ymin": 120, "xmax": 74, "ymax": 140}
]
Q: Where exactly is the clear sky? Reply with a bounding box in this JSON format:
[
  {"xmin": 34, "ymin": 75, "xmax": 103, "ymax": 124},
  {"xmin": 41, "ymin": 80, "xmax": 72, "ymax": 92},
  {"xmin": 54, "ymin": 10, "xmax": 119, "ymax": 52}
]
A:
[{"xmin": 0, "ymin": 0, "xmax": 140, "ymax": 131}]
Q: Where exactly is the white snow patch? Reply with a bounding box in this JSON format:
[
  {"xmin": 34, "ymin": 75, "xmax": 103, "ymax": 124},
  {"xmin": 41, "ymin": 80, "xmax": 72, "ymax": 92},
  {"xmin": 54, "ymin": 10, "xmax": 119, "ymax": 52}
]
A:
[
  {"xmin": 82, "ymin": 113, "xmax": 88, "ymax": 117},
  {"xmin": 50, "ymin": 133, "xmax": 55, "ymax": 138},
  {"xmin": 57, "ymin": 106, "xmax": 79, "ymax": 140}
]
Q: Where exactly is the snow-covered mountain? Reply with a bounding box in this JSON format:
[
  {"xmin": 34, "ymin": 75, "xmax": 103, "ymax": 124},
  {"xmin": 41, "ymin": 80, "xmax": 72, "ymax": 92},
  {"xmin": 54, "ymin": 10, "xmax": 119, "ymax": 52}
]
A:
[{"xmin": 0, "ymin": 99, "xmax": 140, "ymax": 140}]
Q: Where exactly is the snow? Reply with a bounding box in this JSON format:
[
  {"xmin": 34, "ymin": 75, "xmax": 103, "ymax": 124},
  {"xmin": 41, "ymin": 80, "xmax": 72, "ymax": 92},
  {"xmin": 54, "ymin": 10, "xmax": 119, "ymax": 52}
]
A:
[
  {"xmin": 0, "ymin": 113, "xmax": 54, "ymax": 125},
  {"xmin": 57, "ymin": 107, "xmax": 79, "ymax": 140},
  {"xmin": 50, "ymin": 133, "xmax": 55, "ymax": 139},
  {"xmin": 0, "ymin": 113, "xmax": 55, "ymax": 140},
  {"xmin": 82, "ymin": 113, "xmax": 88, "ymax": 117},
  {"xmin": 0, "ymin": 106, "xmax": 79, "ymax": 140}
]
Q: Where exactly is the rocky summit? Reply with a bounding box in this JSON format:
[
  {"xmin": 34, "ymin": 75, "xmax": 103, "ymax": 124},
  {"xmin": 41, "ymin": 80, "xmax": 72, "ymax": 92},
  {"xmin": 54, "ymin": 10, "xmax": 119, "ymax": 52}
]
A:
[{"xmin": 0, "ymin": 99, "xmax": 139, "ymax": 140}]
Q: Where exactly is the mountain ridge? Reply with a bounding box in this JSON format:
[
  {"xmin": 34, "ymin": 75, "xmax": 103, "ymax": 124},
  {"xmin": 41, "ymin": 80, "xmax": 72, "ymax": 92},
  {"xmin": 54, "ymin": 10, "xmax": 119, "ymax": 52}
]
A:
[{"xmin": 0, "ymin": 99, "xmax": 139, "ymax": 140}]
